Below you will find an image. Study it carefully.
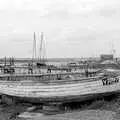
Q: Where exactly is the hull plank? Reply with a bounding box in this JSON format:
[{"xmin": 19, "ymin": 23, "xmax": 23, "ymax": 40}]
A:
[{"xmin": 0, "ymin": 75, "xmax": 119, "ymax": 103}]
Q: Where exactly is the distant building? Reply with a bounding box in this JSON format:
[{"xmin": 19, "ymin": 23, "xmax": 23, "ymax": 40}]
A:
[{"xmin": 100, "ymin": 54, "xmax": 114, "ymax": 62}]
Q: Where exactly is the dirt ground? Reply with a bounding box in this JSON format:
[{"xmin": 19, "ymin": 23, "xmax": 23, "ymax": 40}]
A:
[
  {"xmin": 18, "ymin": 110, "xmax": 116, "ymax": 120},
  {"xmin": 1, "ymin": 95, "xmax": 120, "ymax": 120},
  {"xmin": 0, "ymin": 106, "xmax": 119, "ymax": 120}
]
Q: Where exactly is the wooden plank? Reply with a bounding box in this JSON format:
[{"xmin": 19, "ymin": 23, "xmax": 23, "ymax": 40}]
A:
[{"xmin": 0, "ymin": 80, "xmax": 120, "ymax": 98}]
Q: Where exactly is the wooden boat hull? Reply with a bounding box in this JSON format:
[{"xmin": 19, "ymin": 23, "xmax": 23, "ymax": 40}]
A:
[
  {"xmin": 0, "ymin": 75, "xmax": 120, "ymax": 104},
  {"xmin": 5, "ymin": 90, "xmax": 120, "ymax": 104}
]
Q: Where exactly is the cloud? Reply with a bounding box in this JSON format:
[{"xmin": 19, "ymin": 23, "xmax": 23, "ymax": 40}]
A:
[
  {"xmin": 94, "ymin": 5, "xmax": 118, "ymax": 18},
  {"xmin": 0, "ymin": 0, "xmax": 120, "ymax": 57},
  {"xmin": 0, "ymin": 0, "xmax": 119, "ymax": 18}
]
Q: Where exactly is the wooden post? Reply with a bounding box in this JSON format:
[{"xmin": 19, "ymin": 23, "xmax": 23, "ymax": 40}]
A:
[
  {"xmin": 1, "ymin": 95, "xmax": 16, "ymax": 105},
  {"xmin": 42, "ymin": 102, "xmax": 63, "ymax": 115}
]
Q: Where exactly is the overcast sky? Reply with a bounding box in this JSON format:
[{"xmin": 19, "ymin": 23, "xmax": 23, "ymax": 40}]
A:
[{"xmin": 0, "ymin": 0, "xmax": 120, "ymax": 58}]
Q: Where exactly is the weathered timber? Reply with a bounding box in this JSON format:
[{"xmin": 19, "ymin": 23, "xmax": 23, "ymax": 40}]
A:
[{"xmin": 0, "ymin": 74, "xmax": 119, "ymax": 103}]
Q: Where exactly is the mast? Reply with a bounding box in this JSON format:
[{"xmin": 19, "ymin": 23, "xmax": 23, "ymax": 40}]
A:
[
  {"xmin": 33, "ymin": 32, "xmax": 37, "ymax": 61},
  {"xmin": 109, "ymin": 40, "xmax": 116, "ymax": 57},
  {"xmin": 111, "ymin": 42, "xmax": 116, "ymax": 57},
  {"xmin": 37, "ymin": 32, "xmax": 47, "ymax": 68},
  {"xmin": 39, "ymin": 32, "xmax": 44, "ymax": 63}
]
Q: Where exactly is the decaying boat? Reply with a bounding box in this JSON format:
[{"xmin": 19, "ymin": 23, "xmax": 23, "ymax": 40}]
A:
[{"xmin": 0, "ymin": 69, "xmax": 119, "ymax": 105}]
